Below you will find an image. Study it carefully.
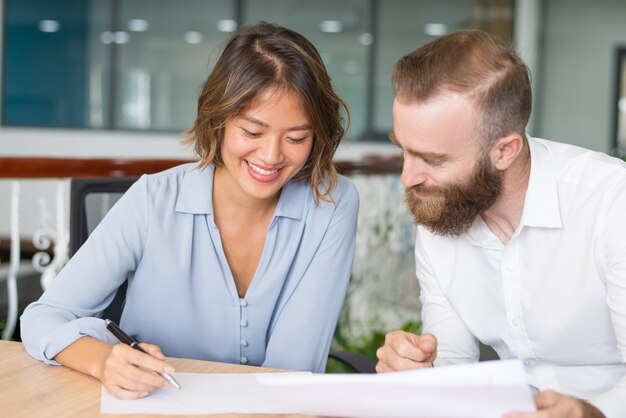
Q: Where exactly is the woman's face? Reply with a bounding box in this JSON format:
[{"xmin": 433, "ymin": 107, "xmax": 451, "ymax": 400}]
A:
[{"xmin": 218, "ymin": 88, "xmax": 314, "ymax": 203}]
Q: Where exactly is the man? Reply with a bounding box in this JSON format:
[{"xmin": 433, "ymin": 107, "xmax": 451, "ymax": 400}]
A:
[{"xmin": 376, "ymin": 30, "xmax": 625, "ymax": 418}]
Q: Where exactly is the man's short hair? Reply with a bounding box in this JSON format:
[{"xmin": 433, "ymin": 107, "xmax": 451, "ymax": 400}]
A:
[{"xmin": 393, "ymin": 30, "xmax": 532, "ymax": 147}]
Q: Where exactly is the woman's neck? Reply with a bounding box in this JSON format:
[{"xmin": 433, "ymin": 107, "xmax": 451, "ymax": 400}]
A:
[{"xmin": 212, "ymin": 166, "xmax": 280, "ymax": 223}]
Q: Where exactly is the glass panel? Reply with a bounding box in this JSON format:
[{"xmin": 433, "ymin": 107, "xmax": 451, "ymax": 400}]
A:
[
  {"xmin": 114, "ymin": 0, "xmax": 234, "ymax": 131},
  {"xmin": 373, "ymin": 0, "xmax": 512, "ymax": 139},
  {"xmin": 87, "ymin": 1, "xmax": 114, "ymax": 129},
  {"xmin": 2, "ymin": 0, "xmax": 108, "ymax": 128},
  {"xmin": 243, "ymin": 0, "xmax": 370, "ymax": 141}
]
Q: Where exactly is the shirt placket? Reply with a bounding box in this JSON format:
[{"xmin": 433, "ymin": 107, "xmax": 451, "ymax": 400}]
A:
[
  {"xmin": 501, "ymin": 239, "xmax": 533, "ymax": 359},
  {"xmin": 238, "ymin": 298, "xmax": 249, "ymax": 364}
]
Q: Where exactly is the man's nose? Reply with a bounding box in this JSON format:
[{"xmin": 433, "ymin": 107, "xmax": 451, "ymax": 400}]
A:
[{"xmin": 400, "ymin": 157, "xmax": 428, "ymax": 188}]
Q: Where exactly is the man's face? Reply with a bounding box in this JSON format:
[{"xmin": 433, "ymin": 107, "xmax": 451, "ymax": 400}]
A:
[{"xmin": 391, "ymin": 93, "xmax": 502, "ymax": 237}]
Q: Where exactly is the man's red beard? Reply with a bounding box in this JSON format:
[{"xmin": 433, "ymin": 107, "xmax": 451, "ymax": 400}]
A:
[{"xmin": 404, "ymin": 153, "xmax": 502, "ymax": 237}]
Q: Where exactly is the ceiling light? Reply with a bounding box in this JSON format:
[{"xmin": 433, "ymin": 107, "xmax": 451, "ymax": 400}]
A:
[
  {"xmin": 184, "ymin": 31, "xmax": 203, "ymax": 44},
  {"xmin": 424, "ymin": 23, "xmax": 448, "ymax": 37},
  {"xmin": 38, "ymin": 20, "xmax": 60, "ymax": 33},
  {"xmin": 359, "ymin": 33, "xmax": 373, "ymax": 46},
  {"xmin": 128, "ymin": 19, "xmax": 149, "ymax": 32},
  {"xmin": 114, "ymin": 31, "xmax": 130, "ymax": 44},
  {"xmin": 216, "ymin": 19, "xmax": 237, "ymax": 32},
  {"xmin": 100, "ymin": 31, "xmax": 114, "ymax": 44},
  {"xmin": 319, "ymin": 20, "xmax": 343, "ymax": 33}
]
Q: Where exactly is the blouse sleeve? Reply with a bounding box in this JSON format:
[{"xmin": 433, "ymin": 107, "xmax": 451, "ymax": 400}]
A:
[
  {"xmin": 20, "ymin": 175, "xmax": 150, "ymax": 365},
  {"xmin": 262, "ymin": 178, "xmax": 359, "ymax": 373}
]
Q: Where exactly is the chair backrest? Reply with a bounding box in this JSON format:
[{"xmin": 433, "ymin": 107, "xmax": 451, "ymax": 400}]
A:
[{"xmin": 69, "ymin": 177, "xmax": 138, "ymax": 322}]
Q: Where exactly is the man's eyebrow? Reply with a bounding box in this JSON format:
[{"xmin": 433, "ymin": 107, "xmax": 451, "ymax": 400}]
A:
[
  {"xmin": 389, "ymin": 131, "xmax": 447, "ymax": 159},
  {"xmin": 240, "ymin": 115, "xmax": 312, "ymax": 131}
]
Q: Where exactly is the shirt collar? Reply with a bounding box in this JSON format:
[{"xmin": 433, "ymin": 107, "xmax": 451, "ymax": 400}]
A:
[
  {"xmin": 175, "ymin": 163, "xmax": 309, "ymax": 220},
  {"xmin": 519, "ymin": 137, "xmax": 562, "ymax": 229},
  {"xmin": 175, "ymin": 164, "xmax": 215, "ymax": 215},
  {"xmin": 465, "ymin": 137, "xmax": 562, "ymax": 247}
]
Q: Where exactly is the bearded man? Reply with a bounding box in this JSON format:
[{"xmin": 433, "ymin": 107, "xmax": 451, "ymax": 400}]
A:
[{"xmin": 376, "ymin": 30, "xmax": 625, "ymax": 418}]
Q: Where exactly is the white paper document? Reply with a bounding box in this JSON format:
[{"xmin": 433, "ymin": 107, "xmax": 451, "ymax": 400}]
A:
[{"xmin": 100, "ymin": 359, "xmax": 536, "ymax": 417}]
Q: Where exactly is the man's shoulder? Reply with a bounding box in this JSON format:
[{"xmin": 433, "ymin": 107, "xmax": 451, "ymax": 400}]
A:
[{"xmin": 534, "ymin": 137, "xmax": 626, "ymax": 188}]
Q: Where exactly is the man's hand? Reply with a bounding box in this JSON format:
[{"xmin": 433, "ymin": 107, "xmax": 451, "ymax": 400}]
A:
[
  {"xmin": 375, "ymin": 330, "xmax": 437, "ymax": 372},
  {"xmin": 504, "ymin": 390, "xmax": 605, "ymax": 418}
]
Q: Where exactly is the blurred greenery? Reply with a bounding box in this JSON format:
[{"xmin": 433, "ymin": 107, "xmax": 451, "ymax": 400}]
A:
[{"xmin": 326, "ymin": 320, "xmax": 422, "ymax": 373}]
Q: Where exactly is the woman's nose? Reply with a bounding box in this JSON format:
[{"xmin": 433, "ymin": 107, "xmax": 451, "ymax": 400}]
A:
[{"xmin": 258, "ymin": 136, "xmax": 283, "ymax": 164}]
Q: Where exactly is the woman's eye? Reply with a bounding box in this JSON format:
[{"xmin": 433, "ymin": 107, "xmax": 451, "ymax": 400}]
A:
[
  {"xmin": 242, "ymin": 129, "xmax": 261, "ymax": 138},
  {"xmin": 287, "ymin": 136, "xmax": 307, "ymax": 144}
]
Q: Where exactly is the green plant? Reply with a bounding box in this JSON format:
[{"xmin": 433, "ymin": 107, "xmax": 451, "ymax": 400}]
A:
[{"xmin": 326, "ymin": 320, "xmax": 422, "ymax": 373}]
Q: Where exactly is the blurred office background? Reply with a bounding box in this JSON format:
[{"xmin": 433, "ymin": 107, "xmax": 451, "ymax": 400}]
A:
[
  {"xmin": 2, "ymin": 0, "xmax": 626, "ymax": 152},
  {"xmin": 2, "ymin": 0, "xmax": 626, "ymax": 351}
]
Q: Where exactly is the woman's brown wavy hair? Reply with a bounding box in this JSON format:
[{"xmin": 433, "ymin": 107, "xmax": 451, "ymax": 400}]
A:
[{"xmin": 184, "ymin": 22, "xmax": 349, "ymax": 203}]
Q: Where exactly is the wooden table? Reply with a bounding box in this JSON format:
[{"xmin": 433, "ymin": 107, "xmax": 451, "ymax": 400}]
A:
[{"xmin": 0, "ymin": 341, "xmax": 313, "ymax": 418}]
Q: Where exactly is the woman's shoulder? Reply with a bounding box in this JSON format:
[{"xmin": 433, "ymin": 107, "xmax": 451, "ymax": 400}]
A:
[
  {"xmin": 317, "ymin": 174, "xmax": 359, "ymax": 211},
  {"xmin": 145, "ymin": 162, "xmax": 201, "ymax": 182},
  {"xmin": 131, "ymin": 163, "xmax": 214, "ymax": 213},
  {"xmin": 333, "ymin": 174, "xmax": 358, "ymax": 201}
]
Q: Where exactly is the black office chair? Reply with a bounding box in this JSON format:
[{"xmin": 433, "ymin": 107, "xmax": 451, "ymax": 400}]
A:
[{"xmin": 69, "ymin": 176, "xmax": 139, "ymax": 323}]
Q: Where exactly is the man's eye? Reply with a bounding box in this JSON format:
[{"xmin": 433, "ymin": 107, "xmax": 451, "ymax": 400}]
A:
[{"xmin": 427, "ymin": 159, "xmax": 445, "ymax": 167}]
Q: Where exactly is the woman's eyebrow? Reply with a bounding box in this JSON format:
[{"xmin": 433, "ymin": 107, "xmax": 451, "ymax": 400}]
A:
[{"xmin": 240, "ymin": 115, "xmax": 312, "ymax": 131}]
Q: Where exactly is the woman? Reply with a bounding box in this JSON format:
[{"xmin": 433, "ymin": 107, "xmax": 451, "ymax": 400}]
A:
[{"xmin": 20, "ymin": 22, "xmax": 359, "ymax": 400}]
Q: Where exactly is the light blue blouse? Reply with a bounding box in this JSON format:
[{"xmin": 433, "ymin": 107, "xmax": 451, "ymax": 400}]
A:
[{"xmin": 20, "ymin": 163, "xmax": 359, "ymax": 373}]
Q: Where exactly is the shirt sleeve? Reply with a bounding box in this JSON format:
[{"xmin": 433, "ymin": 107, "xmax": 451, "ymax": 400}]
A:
[
  {"xmin": 20, "ymin": 175, "xmax": 150, "ymax": 365},
  {"xmin": 588, "ymin": 182, "xmax": 626, "ymax": 418},
  {"xmin": 262, "ymin": 179, "xmax": 359, "ymax": 373},
  {"xmin": 415, "ymin": 229, "xmax": 480, "ymax": 365}
]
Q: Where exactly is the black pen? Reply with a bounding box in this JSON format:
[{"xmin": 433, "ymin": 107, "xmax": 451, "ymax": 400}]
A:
[{"xmin": 104, "ymin": 319, "xmax": 182, "ymax": 389}]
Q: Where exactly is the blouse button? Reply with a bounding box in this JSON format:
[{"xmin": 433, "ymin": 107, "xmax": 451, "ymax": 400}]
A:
[
  {"xmin": 240, "ymin": 320, "xmax": 248, "ymax": 327},
  {"xmin": 240, "ymin": 339, "xmax": 248, "ymax": 347},
  {"xmin": 240, "ymin": 299, "xmax": 248, "ymax": 307},
  {"xmin": 240, "ymin": 357, "xmax": 248, "ymax": 364}
]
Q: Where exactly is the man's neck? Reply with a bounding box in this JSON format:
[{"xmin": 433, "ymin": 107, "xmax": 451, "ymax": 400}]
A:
[{"xmin": 481, "ymin": 143, "xmax": 532, "ymax": 245}]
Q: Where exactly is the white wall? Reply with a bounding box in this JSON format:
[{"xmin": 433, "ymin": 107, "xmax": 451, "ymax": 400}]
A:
[{"xmin": 535, "ymin": 0, "xmax": 626, "ymax": 152}]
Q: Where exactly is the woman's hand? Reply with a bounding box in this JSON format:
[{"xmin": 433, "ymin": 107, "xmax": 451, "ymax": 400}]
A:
[{"xmin": 98, "ymin": 342, "xmax": 174, "ymax": 400}]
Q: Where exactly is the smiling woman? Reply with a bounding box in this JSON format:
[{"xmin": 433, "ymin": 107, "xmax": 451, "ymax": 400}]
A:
[
  {"xmin": 217, "ymin": 88, "xmax": 314, "ymax": 204},
  {"xmin": 20, "ymin": 22, "xmax": 359, "ymax": 401}
]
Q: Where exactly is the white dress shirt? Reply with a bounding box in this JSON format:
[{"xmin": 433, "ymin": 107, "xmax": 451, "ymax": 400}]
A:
[{"xmin": 416, "ymin": 137, "xmax": 626, "ymax": 417}]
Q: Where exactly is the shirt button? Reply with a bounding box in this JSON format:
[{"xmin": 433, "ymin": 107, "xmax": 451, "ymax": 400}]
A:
[
  {"xmin": 240, "ymin": 339, "xmax": 248, "ymax": 347},
  {"xmin": 240, "ymin": 357, "xmax": 248, "ymax": 364},
  {"xmin": 511, "ymin": 318, "xmax": 519, "ymax": 327},
  {"xmin": 524, "ymin": 359, "xmax": 536, "ymax": 367},
  {"xmin": 505, "ymin": 265, "xmax": 515, "ymax": 273},
  {"xmin": 240, "ymin": 320, "xmax": 248, "ymax": 327},
  {"xmin": 239, "ymin": 299, "xmax": 248, "ymax": 307}
]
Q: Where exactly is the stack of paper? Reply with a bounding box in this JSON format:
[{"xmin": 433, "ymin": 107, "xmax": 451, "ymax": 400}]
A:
[{"xmin": 101, "ymin": 359, "xmax": 535, "ymax": 417}]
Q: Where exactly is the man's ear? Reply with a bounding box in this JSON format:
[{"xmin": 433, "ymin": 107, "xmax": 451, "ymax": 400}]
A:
[{"xmin": 490, "ymin": 133, "xmax": 524, "ymax": 171}]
